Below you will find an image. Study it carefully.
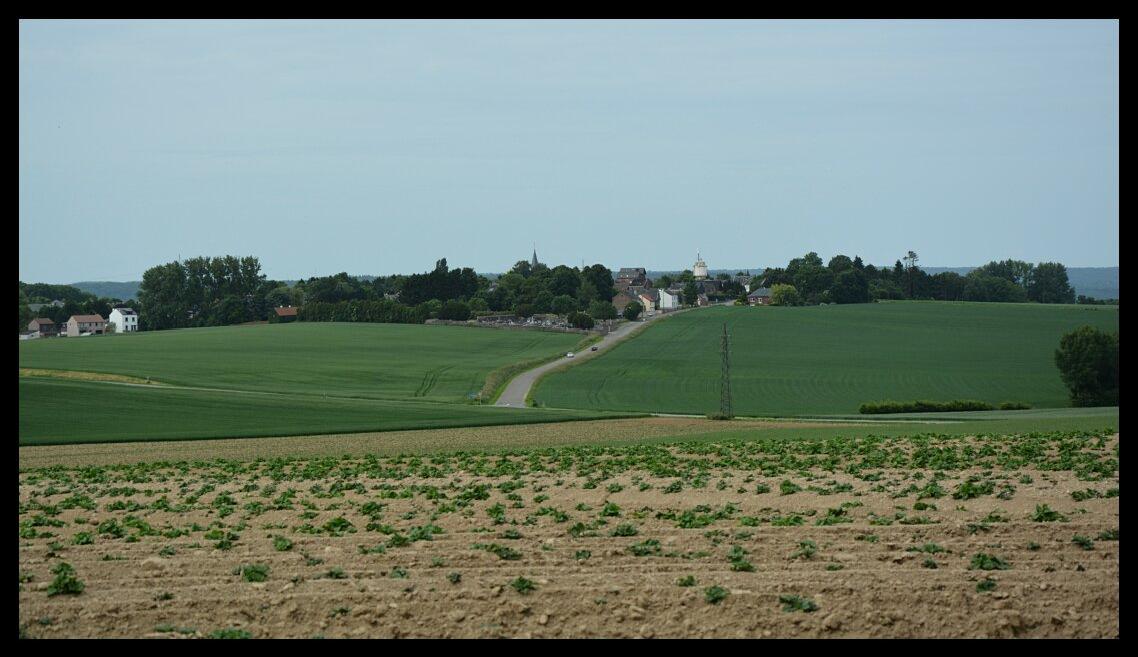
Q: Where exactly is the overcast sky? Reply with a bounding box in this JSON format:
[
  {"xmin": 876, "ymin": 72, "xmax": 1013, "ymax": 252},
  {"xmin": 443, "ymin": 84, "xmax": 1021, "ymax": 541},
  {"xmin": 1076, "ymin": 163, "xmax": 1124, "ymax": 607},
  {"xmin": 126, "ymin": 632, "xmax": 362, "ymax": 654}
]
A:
[{"xmin": 19, "ymin": 20, "xmax": 1118, "ymax": 283}]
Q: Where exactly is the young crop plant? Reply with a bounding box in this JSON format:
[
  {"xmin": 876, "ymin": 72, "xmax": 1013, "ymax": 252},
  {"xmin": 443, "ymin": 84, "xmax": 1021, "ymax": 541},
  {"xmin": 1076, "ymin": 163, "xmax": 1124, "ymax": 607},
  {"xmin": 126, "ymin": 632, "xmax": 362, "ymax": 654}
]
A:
[
  {"xmin": 912, "ymin": 542, "xmax": 947, "ymax": 554},
  {"xmin": 208, "ymin": 628, "xmax": 253, "ymax": 639},
  {"xmin": 628, "ymin": 539, "xmax": 662, "ymax": 557},
  {"xmin": 727, "ymin": 544, "xmax": 755, "ymax": 572},
  {"xmin": 771, "ymin": 514, "xmax": 805, "ymax": 527},
  {"xmin": 969, "ymin": 553, "xmax": 1011, "ymax": 571},
  {"xmin": 472, "ymin": 543, "xmax": 522, "ymax": 561},
  {"xmin": 704, "ymin": 585, "xmax": 729, "ymax": 605},
  {"xmin": 447, "ymin": 572, "xmax": 462, "ymax": 584},
  {"xmin": 1030, "ymin": 504, "xmax": 1068, "ymax": 522},
  {"xmin": 272, "ymin": 535, "xmax": 293, "ymax": 551},
  {"xmin": 1072, "ymin": 535, "xmax": 1095, "ymax": 550},
  {"xmin": 1097, "ymin": 529, "xmax": 1119, "ymax": 541},
  {"xmin": 575, "ymin": 550, "xmax": 592, "ymax": 561},
  {"xmin": 922, "ymin": 558, "xmax": 938, "ymax": 569},
  {"xmin": 779, "ymin": 595, "xmax": 819, "ymax": 613},
  {"xmin": 510, "ymin": 576, "xmax": 536, "ymax": 594},
  {"xmin": 953, "ymin": 478, "xmax": 994, "ymax": 500},
  {"xmin": 609, "ymin": 523, "xmax": 639, "ymax": 537},
  {"xmin": 677, "ymin": 575, "xmax": 697, "ymax": 587},
  {"xmin": 976, "ymin": 578, "xmax": 997, "ymax": 593},
  {"xmin": 790, "ymin": 540, "xmax": 818, "ymax": 561},
  {"xmin": 780, "ymin": 480, "xmax": 803, "ymax": 495},
  {"xmin": 536, "ymin": 506, "xmax": 570, "ymax": 523},
  {"xmin": 816, "ymin": 507, "xmax": 853, "ymax": 526},
  {"xmin": 321, "ymin": 516, "xmax": 356, "ymax": 536},
  {"xmin": 234, "ymin": 563, "xmax": 270, "ymax": 583},
  {"xmin": 600, "ymin": 502, "xmax": 622, "ymax": 517},
  {"xmin": 46, "ymin": 562, "xmax": 84, "ymax": 596}
]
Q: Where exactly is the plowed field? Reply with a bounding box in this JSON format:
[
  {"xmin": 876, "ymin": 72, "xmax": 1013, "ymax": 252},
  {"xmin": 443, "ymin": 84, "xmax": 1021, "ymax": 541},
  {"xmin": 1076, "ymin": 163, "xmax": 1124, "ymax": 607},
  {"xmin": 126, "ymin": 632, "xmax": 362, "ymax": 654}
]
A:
[{"xmin": 19, "ymin": 430, "xmax": 1118, "ymax": 638}]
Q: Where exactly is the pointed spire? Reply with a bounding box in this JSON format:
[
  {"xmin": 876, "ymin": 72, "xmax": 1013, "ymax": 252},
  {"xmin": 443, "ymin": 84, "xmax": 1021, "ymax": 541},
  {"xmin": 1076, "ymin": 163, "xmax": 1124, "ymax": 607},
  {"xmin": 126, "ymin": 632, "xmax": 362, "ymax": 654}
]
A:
[{"xmin": 531, "ymin": 244, "xmax": 539, "ymax": 268}]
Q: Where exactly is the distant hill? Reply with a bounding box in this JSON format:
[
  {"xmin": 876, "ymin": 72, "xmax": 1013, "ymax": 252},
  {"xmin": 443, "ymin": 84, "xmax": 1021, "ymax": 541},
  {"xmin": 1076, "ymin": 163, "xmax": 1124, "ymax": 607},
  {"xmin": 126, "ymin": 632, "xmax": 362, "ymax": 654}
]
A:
[{"xmin": 69, "ymin": 281, "xmax": 142, "ymax": 301}]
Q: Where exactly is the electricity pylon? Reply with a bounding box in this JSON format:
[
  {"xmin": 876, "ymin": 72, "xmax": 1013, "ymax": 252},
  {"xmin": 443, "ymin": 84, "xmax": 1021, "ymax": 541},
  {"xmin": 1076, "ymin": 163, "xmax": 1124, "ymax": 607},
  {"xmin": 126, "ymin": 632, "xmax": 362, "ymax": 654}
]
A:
[{"xmin": 720, "ymin": 322, "xmax": 733, "ymax": 418}]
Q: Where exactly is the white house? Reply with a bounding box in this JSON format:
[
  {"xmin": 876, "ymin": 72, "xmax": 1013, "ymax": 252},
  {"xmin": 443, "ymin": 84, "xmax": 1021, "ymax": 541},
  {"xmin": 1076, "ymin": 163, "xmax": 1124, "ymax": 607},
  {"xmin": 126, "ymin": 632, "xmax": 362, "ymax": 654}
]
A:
[
  {"xmin": 658, "ymin": 288, "xmax": 681, "ymax": 311},
  {"xmin": 108, "ymin": 307, "xmax": 139, "ymax": 333}
]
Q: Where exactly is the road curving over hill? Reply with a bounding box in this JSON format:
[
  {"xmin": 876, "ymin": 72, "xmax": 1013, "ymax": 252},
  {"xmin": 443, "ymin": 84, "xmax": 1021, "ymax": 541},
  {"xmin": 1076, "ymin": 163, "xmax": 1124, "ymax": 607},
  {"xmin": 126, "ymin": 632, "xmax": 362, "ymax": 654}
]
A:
[{"xmin": 494, "ymin": 306, "xmax": 703, "ymax": 408}]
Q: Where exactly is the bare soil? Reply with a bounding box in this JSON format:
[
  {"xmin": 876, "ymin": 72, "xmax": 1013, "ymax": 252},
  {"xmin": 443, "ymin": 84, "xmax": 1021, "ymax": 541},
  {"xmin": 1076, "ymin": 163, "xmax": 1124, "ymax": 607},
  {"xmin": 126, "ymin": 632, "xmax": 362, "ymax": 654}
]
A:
[{"xmin": 19, "ymin": 433, "xmax": 1118, "ymax": 638}]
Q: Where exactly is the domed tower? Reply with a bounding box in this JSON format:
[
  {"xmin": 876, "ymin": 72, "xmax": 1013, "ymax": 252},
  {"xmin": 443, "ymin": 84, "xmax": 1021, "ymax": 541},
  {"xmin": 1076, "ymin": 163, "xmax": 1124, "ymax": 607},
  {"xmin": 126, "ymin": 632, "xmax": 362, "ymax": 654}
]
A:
[{"xmin": 693, "ymin": 252, "xmax": 709, "ymax": 280}]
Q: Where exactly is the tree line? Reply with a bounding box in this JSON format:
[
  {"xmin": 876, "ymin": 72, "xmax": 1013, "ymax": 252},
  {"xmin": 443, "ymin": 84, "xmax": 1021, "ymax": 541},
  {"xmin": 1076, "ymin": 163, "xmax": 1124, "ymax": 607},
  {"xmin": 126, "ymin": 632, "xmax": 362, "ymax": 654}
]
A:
[
  {"xmin": 116, "ymin": 255, "xmax": 626, "ymax": 331},
  {"xmin": 19, "ymin": 251, "xmax": 1108, "ymax": 333},
  {"xmin": 755, "ymin": 252, "xmax": 1082, "ymax": 306}
]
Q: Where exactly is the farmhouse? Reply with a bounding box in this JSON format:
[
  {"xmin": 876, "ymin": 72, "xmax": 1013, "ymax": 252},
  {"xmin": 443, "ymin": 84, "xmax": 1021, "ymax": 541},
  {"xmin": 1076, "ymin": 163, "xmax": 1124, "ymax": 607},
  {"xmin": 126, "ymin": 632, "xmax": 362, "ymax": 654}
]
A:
[
  {"xmin": 611, "ymin": 291, "xmax": 636, "ymax": 313},
  {"xmin": 108, "ymin": 307, "xmax": 139, "ymax": 333},
  {"xmin": 637, "ymin": 289, "xmax": 659, "ymax": 312},
  {"xmin": 66, "ymin": 314, "xmax": 106, "ymax": 336},
  {"xmin": 615, "ymin": 267, "xmax": 649, "ymax": 291},
  {"xmin": 273, "ymin": 306, "xmax": 299, "ymax": 323},
  {"xmin": 27, "ymin": 318, "xmax": 58, "ymax": 338},
  {"xmin": 658, "ymin": 288, "xmax": 681, "ymax": 311},
  {"xmin": 748, "ymin": 287, "xmax": 773, "ymax": 305}
]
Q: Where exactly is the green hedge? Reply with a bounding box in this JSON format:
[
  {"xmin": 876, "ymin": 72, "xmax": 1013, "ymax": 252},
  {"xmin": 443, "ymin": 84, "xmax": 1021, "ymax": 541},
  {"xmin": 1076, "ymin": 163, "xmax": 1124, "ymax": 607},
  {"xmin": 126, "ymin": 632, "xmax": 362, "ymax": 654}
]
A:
[
  {"xmin": 298, "ymin": 300, "xmax": 427, "ymax": 324},
  {"xmin": 859, "ymin": 399, "xmax": 998, "ymax": 414}
]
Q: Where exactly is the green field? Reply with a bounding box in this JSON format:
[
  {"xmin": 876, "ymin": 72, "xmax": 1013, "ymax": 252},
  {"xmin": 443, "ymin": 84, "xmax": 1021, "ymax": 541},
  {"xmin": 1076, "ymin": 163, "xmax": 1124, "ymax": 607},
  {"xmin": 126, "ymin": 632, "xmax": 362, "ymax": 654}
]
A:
[
  {"xmin": 18, "ymin": 323, "xmax": 610, "ymax": 444},
  {"xmin": 19, "ymin": 322, "xmax": 584, "ymax": 402},
  {"xmin": 19, "ymin": 378, "xmax": 623, "ymax": 446},
  {"xmin": 532, "ymin": 301, "xmax": 1119, "ymax": 416}
]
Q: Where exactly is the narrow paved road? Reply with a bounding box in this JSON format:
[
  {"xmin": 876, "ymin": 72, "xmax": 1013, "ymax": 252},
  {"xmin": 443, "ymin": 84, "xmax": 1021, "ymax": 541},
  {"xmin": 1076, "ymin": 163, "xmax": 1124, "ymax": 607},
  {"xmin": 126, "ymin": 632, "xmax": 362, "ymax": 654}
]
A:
[{"xmin": 494, "ymin": 307, "xmax": 697, "ymax": 408}]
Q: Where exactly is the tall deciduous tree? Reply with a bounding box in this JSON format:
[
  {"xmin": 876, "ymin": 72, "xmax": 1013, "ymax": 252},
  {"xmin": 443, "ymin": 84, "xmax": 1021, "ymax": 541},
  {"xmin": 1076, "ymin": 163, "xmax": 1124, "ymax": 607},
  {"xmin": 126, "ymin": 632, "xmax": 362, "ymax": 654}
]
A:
[
  {"xmin": 1028, "ymin": 262, "xmax": 1076, "ymax": 304},
  {"xmin": 1054, "ymin": 326, "xmax": 1119, "ymax": 406},
  {"xmin": 769, "ymin": 283, "xmax": 802, "ymax": 306}
]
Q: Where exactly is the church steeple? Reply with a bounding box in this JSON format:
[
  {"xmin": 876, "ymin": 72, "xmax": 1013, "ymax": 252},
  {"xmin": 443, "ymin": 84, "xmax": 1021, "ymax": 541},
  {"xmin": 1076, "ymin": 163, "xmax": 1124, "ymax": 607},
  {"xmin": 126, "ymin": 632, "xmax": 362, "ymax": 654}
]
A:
[{"xmin": 531, "ymin": 245, "xmax": 539, "ymax": 269}]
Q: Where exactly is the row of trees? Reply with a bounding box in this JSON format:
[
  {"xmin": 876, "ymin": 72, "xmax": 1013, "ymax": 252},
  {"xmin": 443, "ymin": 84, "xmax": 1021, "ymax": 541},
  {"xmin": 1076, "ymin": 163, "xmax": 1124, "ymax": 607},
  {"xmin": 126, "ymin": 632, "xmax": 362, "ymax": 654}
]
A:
[
  {"xmin": 137, "ymin": 256, "xmax": 278, "ymax": 330},
  {"xmin": 755, "ymin": 252, "xmax": 1081, "ymax": 306},
  {"xmin": 24, "ymin": 251, "xmax": 1099, "ymax": 332},
  {"xmin": 127, "ymin": 255, "xmax": 627, "ymax": 331}
]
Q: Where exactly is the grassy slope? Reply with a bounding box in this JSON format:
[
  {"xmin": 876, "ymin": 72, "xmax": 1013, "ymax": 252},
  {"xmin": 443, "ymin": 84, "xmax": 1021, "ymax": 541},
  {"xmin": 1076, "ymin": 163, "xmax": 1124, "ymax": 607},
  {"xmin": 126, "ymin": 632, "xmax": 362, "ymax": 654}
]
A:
[
  {"xmin": 532, "ymin": 301, "xmax": 1119, "ymax": 416},
  {"xmin": 18, "ymin": 378, "xmax": 621, "ymax": 445},
  {"xmin": 18, "ymin": 322, "xmax": 583, "ymax": 403}
]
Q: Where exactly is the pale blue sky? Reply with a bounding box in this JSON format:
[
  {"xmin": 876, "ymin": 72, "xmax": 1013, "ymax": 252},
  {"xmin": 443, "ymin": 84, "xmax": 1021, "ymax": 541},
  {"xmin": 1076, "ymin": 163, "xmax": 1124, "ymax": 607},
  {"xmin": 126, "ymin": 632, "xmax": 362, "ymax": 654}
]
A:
[{"xmin": 19, "ymin": 20, "xmax": 1118, "ymax": 283}]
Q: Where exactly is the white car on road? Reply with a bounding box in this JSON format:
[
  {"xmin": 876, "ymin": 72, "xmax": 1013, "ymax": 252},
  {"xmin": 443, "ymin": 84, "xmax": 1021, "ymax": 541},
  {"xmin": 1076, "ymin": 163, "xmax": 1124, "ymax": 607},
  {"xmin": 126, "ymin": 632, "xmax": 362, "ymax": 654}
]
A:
[{"xmin": 566, "ymin": 352, "xmax": 574, "ymax": 358}]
